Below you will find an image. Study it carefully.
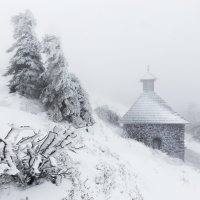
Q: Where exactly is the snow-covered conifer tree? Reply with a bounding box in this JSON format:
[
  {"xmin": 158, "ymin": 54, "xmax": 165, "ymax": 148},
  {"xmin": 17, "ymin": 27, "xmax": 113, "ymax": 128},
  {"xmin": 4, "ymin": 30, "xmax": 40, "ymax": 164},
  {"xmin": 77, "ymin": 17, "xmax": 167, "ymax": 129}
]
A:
[
  {"xmin": 67, "ymin": 73, "xmax": 94, "ymax": 126},
  {"xmin": 40, "ymin": 35, "xmax": 94, "ymax": 126},
  {"xmin": 4, "ymin": 10, "xmax": 44, "ymax": 98}
]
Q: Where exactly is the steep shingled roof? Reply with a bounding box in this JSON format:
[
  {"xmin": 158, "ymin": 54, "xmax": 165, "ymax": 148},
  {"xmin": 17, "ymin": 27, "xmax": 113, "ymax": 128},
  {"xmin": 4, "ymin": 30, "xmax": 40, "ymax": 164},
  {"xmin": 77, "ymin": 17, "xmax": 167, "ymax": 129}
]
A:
[{"xmin": 121, "ymin": 91, "xmax": 189, "ymax": 124}]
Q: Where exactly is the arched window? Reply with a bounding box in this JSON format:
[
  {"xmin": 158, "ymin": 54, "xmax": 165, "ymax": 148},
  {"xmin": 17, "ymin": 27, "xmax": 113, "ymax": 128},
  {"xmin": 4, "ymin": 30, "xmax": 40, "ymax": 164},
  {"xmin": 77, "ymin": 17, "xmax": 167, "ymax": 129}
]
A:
[{"xmin": 152, "ymin": 138, "xmax": 161, "ymax": 150}]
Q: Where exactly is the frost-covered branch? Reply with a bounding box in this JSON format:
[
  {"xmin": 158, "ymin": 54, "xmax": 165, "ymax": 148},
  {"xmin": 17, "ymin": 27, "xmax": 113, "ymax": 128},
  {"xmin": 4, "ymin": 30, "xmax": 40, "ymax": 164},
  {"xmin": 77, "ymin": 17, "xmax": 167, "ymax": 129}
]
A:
[{"xmin": 0, "ymin": 125, "xmax": 80, "ymax": 187}]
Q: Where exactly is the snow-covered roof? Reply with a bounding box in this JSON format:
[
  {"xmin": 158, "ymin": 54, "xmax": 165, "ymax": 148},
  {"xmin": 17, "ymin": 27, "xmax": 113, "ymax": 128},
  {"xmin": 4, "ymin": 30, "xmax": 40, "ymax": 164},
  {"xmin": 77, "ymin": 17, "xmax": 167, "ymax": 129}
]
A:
[
  {"xmin": 121, "ymin": 91, "xmax": 189, "ymax": 124},
  {"xmin": 140, "ymin": 71, "xmax": 157, "ymax": 82}
]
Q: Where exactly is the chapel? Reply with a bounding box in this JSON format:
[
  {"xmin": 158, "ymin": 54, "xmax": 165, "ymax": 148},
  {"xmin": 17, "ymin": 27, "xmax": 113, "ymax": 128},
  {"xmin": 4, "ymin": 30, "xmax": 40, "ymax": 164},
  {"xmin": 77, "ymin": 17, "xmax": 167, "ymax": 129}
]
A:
[{"xmin": 121, "ymin": 69, "xmax": 189, "ymax": 160}]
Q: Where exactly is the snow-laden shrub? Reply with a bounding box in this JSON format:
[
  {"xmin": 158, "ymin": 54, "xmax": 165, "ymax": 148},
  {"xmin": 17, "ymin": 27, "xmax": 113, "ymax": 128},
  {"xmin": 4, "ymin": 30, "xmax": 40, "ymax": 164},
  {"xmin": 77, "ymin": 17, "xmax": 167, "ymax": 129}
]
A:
[
  {"xmin": 95, "ymin": 161, "xmax": 116, "ymax": 196},
  {"xmin": 0, "ymin": 125, "xmax": 80, "ymax": 188},
  {"xmin": 95, "ymin": 105, "xmax": 120, "ymax": 126},
  {"xmin": 62, "ymin": 170, "xmax": 94, "ymax": 200}
]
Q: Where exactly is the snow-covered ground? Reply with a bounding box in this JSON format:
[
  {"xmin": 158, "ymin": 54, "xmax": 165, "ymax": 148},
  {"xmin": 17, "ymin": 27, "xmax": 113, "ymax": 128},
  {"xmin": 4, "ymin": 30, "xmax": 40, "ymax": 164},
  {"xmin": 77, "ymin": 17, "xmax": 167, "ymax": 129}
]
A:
[
  {"xmin": 1, "ymin": 76, "xmax": 200, "ymax": 200},
  {"xmin": 185, "ymin": 134, "xmax": 200, "ymax": 170}
]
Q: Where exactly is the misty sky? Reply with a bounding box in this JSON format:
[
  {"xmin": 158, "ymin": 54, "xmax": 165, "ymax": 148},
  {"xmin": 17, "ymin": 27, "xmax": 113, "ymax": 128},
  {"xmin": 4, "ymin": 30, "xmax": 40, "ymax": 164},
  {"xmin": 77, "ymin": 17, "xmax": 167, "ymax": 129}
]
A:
[{"xmin": 0, "ymin": 0, "xmax": 200, "ymax": 115}]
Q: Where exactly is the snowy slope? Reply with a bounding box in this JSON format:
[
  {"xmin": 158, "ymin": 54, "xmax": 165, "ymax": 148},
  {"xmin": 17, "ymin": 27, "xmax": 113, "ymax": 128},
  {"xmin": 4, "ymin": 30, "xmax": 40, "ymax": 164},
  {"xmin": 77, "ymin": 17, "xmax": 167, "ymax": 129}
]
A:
[{"xmin": 1, "ymin": 77, "xmax": 200, "ymax": 200}]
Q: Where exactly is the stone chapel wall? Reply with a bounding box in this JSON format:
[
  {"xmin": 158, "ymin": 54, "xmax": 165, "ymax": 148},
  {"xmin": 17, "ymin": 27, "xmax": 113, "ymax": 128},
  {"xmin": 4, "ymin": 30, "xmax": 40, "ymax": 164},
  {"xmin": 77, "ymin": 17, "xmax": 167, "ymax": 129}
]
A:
[{"xmin": 124, "ymin": 124, "xmax": 185, "ymax": 160}]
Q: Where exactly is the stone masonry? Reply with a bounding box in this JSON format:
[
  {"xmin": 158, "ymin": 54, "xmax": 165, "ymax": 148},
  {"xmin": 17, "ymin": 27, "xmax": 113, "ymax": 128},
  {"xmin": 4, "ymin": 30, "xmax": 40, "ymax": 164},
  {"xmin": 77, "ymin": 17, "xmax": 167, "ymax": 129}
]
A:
[{"xmin": 124, "ymin": 124, "xmax": 185, "ymax": 160}]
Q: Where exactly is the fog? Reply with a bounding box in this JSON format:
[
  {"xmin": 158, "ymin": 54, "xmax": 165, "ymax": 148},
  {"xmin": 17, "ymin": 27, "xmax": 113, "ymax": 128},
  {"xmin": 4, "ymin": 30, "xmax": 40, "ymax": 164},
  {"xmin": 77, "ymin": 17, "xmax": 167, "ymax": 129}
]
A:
[{"xmin": 0, "ymin": 0, "xmax": 200, "ymax": 116}]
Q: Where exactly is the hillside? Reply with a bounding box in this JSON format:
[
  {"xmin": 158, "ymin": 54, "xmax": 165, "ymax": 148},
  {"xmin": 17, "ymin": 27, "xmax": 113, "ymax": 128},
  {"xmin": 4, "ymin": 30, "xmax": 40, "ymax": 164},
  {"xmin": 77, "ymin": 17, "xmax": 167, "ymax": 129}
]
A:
[
  {"xmin": 186, "ymin": 124, "xmax": 200, "ymax": 142},
  {"xmin": 1, "ymin": 76, "xmax": 200, "ymax": 200}
]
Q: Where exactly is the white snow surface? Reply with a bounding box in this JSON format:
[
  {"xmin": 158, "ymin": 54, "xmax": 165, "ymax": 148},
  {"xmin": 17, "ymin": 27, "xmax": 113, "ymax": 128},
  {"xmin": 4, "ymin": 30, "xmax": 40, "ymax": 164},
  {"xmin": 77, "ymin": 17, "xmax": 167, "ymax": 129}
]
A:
[{"xmin": 1, "ymin": 76, "xmax": 200, "ymax": 200}]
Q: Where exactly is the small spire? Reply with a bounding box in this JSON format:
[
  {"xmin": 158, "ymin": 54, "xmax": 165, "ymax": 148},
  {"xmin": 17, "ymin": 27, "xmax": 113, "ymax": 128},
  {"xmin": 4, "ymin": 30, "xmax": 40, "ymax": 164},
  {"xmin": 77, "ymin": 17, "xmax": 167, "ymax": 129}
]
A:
[{"xmin": 141, "ymin": 67, "xmax": 157, "ymax": 92}]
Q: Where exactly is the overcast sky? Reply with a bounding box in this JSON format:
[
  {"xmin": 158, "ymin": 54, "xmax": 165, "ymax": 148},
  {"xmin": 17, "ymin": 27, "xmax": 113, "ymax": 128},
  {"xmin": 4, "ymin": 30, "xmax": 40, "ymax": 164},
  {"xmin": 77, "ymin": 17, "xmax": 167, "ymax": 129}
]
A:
[{"xmin": 0, "ymin": 0, "xmax": 200, "ymax": 115}]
